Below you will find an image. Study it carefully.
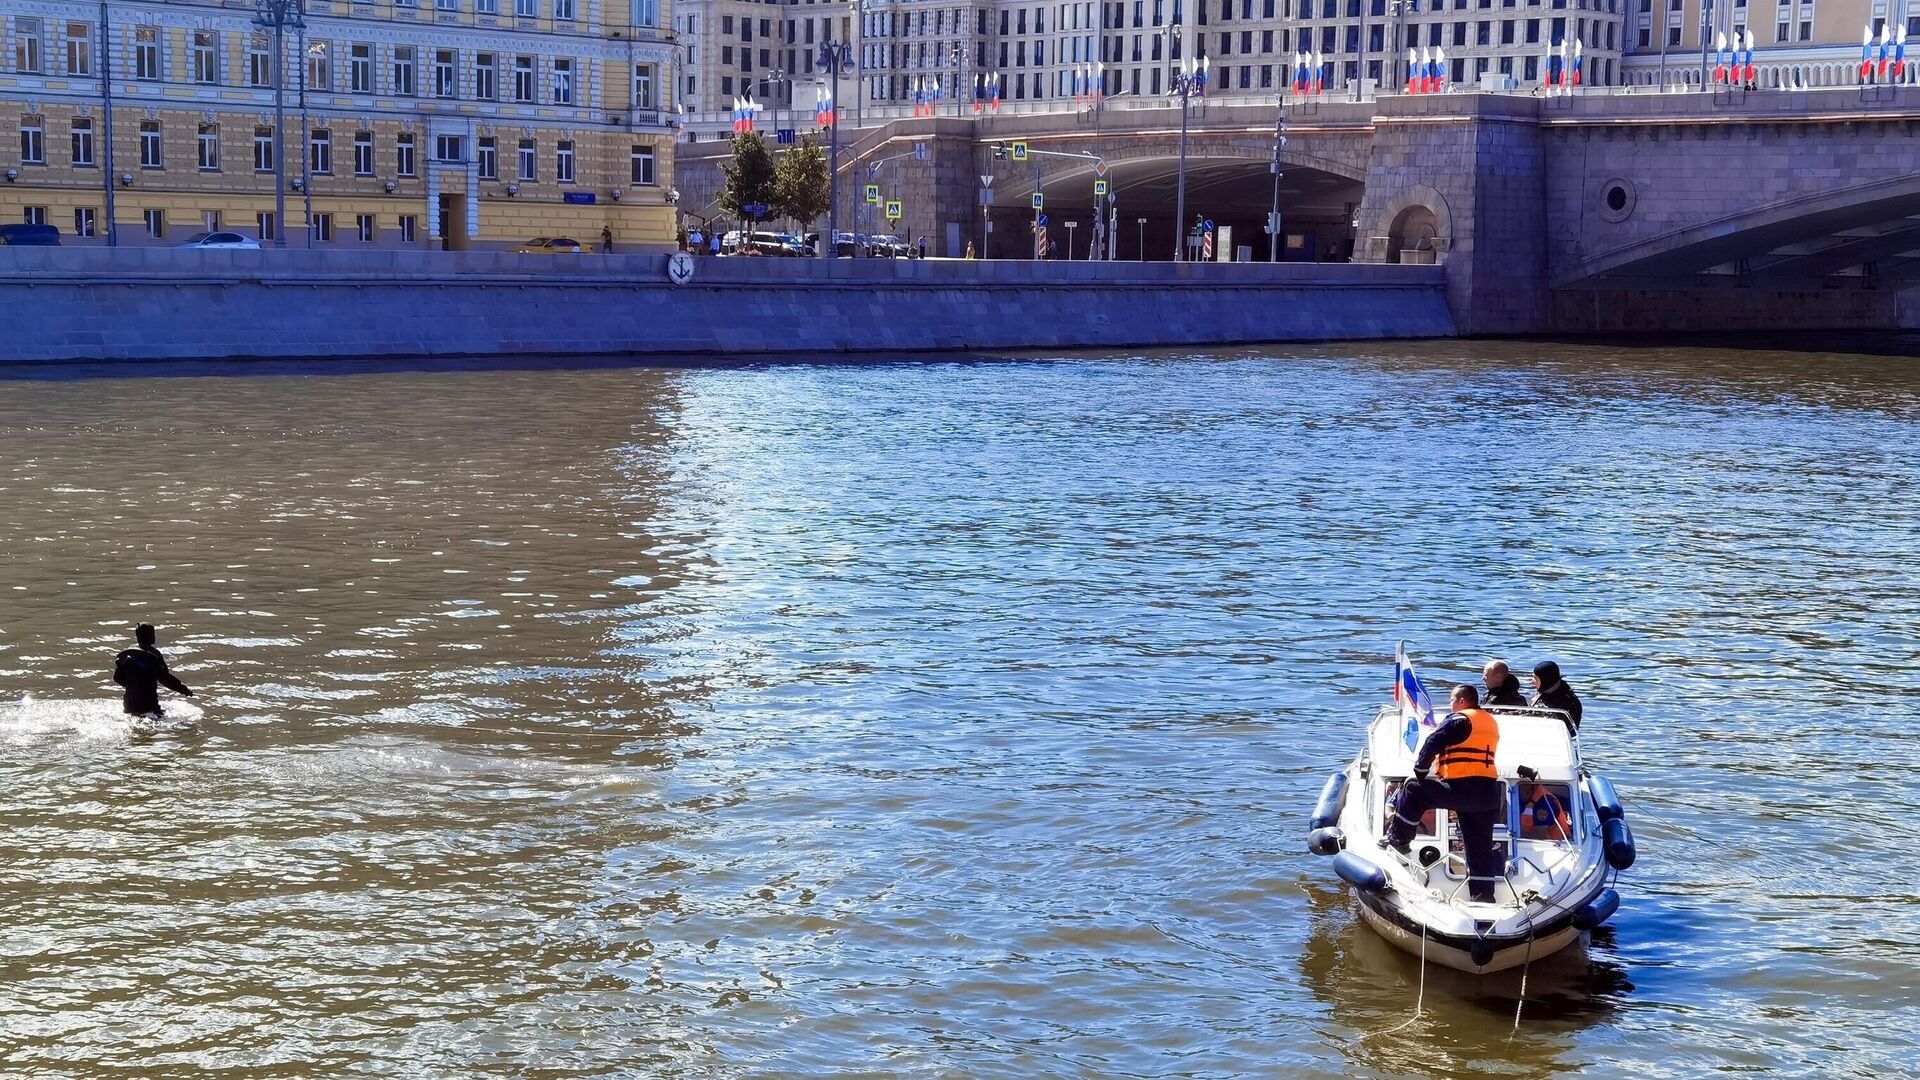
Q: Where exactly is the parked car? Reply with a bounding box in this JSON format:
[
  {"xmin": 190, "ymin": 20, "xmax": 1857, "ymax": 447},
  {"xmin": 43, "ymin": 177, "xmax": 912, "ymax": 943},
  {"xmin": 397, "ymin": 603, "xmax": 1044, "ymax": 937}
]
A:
[
  {"xmin": 178, "ymin": 231, "xmax": 261, "ymax": 249},
  {"xmin": 804, "ymin": 232, "xmax": 859, "ymax": 257},
  {"xmin": 513, "ymin": 237, "xmax": 584, "ymax": 254},
  {"xmin": 0, "ymin": 223, "xmax": 61, "ymax": 246}
]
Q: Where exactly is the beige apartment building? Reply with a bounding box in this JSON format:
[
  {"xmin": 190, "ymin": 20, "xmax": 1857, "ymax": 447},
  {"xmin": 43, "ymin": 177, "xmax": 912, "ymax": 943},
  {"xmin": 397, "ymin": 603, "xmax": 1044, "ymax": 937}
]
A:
[{"xmin": 1, "ymin": 0, "xmax": 680, "ymax": 248}]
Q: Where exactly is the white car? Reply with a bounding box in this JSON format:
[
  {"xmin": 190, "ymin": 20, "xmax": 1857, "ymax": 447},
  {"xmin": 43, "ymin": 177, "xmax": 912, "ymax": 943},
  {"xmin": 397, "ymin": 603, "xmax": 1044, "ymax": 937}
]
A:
[{"xmin": 179, "ymin": 231, "xmax": 262, "ymax": 249}]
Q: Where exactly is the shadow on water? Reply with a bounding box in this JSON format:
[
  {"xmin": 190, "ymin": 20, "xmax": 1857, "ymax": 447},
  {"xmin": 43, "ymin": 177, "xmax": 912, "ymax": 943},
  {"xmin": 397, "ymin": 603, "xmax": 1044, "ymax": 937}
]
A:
[{"xmin": 1297, "ymin": 881, "xmax": 1633, "ymax": 1080}]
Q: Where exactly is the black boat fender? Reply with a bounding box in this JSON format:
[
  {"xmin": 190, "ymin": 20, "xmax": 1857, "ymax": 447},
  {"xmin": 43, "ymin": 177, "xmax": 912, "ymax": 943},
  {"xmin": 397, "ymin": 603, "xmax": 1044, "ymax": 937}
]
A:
[
  {"xmin": 1588, "ymin": 773, "xmax": 1623, "ymax": 821},
  {"xmin": 1308, "ymin": 826, "xmax": 1346, "ymax": 856},
  {"xmin": 1573, "ymin": 887, "xmax": 1621, "ymax": 930},
  {"xmin": 1309, "ymin": 772, "xmax": 1348, "ymax": 831},
  {"xmin": 1333, "ymin": 851, "xmax": 1388, "ymax": 891},
  {"xmin": 1469, "ymin": 939, "xmax": 1497, "ymax": 968},
  {"xmin": 1603, "ymin": 815, "xmax": 1637, "ymax": 870}
]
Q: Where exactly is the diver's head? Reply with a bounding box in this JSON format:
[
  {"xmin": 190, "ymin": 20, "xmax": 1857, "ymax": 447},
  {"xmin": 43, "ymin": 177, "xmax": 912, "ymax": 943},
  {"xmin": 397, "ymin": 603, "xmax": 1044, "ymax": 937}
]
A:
[{"xmin": 135, "ymin": 623, "xmax": 156, "ymax": 647}]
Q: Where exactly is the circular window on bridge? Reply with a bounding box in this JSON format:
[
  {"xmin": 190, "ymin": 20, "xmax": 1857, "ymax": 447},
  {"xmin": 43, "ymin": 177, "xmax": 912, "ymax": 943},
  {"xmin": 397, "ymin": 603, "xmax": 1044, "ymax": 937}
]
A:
[{"xmin": 1600, "ymin": 178, "xmax": 1636, "ymax": 223}]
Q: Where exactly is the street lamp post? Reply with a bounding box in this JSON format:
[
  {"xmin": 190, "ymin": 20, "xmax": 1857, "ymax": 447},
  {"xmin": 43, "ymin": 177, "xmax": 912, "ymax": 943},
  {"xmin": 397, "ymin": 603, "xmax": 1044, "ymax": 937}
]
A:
[
  {"xmin": 300, "ymin": 28, "xmax": 315, "ymax": 248},
  {"xmin": 98, "ymin": 0, "xmax": 118, "ymax": 246},
  {"xmin": 1170, "ymin": 53, "xmax": 1208, "ymax": 261},
  {"xmin": 253, "ymin": 0, "xmax": 305, "ymax": 249},
  {"xmin": 818, "ymin": 38, "xmax": 853, "ymax": 259},
  {"xmin": 1267, "ymin": 104, "xmax": 1285, "ymax": 262},
  {"xmin": 950, "ymin": 43, "xmax": 967, "ymax": 118}
]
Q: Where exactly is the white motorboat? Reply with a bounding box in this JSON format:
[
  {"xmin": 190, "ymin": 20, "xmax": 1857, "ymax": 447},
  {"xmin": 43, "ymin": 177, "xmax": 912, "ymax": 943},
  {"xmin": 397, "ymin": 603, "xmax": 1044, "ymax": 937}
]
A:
[{"xmin": 1308, "ymin": 700, "xmax": 1635, "ymax": 973}]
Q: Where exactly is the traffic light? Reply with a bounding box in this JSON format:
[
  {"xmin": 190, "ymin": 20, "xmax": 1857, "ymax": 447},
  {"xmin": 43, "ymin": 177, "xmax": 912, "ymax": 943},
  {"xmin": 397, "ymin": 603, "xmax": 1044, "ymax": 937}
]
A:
[{"xmin": 992, "ymin": 143, "xmax": 1008, "ymax": 160}]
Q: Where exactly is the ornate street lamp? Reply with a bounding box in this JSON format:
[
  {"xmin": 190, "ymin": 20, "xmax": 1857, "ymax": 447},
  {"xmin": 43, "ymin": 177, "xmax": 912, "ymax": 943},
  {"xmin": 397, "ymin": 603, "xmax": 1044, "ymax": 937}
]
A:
[
  {"xmin": 817, "ymin": 38, "xmax": 854, "ymax": 259},
  {"xmin": 1170, "ymin": 53, "xmax": 1208, "ymax": 261},
  {"xmin": 253, "ymin": 0, "xmax": 306, "ymax": 249}
]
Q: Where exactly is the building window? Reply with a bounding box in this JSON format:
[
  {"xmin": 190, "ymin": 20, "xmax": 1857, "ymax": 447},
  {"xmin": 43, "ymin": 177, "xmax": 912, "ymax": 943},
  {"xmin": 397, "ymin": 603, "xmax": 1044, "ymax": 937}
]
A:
[
  {"xmin": 144, "ymin": 209, "xmax": 165, "ymax": 238},
  {"xmin": 434, "ymin": 49, "xmax": 458, "ymax": 97},
  {"xmin": 258, "ymin": 212, "xmax": 277, "ymax": 241},
  {"xmin": 1797, "ymin": 20, "xmax": 1810, "ymax": 40},
  {"xmin": 516, "ymin": 0, "xmax": 537, "ymax": 16},
  {"xmin": 65, "ymin": 21, "xmax": 92, "ymax": 76},
  {"xmin": 135, "ymin": 26, "xmax": 160, "ymax": 80},
  {"xmin": 310, "ymin": 128, "xmax": 331, "ymax": 174},
  {"xmin": 438, "ymin": 0, "xmax": 459, "ymax": 10},
  {"xmin": 192, "ymin": 30, "xmax": 219, "ymax": 85},
  {"xmin": 356, "ymin": 214, "xmax": 376, "ymax": 242},
  {"xmin": 553, "ymin": 59, "xmax": 574, "ymax": 104},
  {"xmin": 308, "ymin": 42, "xmax": 330, "ymax": 90},
  {"xmin": 513, "ymin": 56, "xmax": 535, "ymax": 101},
  {"xmin": 630, "ymin": 145, "xmax": 656, "ymax": 184},
  {"xmin": 22, "ymin": 206, "xmax": 47, "ymax": 226},
  {"xmin": 633, "ymin": 63, "xmax": 657, "ymax": 108},
  {"xmin": 555, "ymin": 0, "xmax": 577, "ymax": 19},
  {"xmin": 351, "ymin": 43, "xmax": 374, "ymax": 92},
  {"xmin": 477, "ymin": 136, "xmax": 497, "ymax": 178},
  {"xmin": 517, "ymin": 138, "xmax": 536, "ymax": 180},
  {"xmin": 435, "ymin": 133, "xmax": 464, "ymax": 161},
  {"xmin": 254, "ymin": 127, "xmax": 275, "ymax": 171},
  {"xmin": 477, "ymin": 0, "xmax": 499, "ymax": 13},
  {"xmin": 203, "ymin": 211, "xmax": 220, "ymax": 232},
  {"xmin": 396, "ymin": 133, "xmax": 417, "ymax": 176},
  {"xmin": 74, "ymin": 207, "xmax": 97, "ymax": 237},
  {"xmin": 198, "ymin": 123, "xmax": 220, "ymax": 170},
  {"xmin": 354, "ymin": 131, "xmax": 374, "ymax": 175},
  {"xmin": 635, "ymin": 0, "xmax": 658, "ymax": 27},
  {"xmin": 313, "ymin": 213, "xmax": 334, "ymax": 242},
  {"xmin": 555, "ymin": 140, "xmax": 574, "ymax": 182},
  {"xmin": 20, "ymin": 118, "xmax": 46, "ymax": 165},
  {"xmin": 476, "ymin": 52, "xmax": 498, "ymax": 98},
  {"xmin": 394, "ymin": 46, "xmax": 417, "ymax": 96},
  {"xmin": 249, "ymin": 35, "xmax": 273, "ymax": 88},
  {"xmin": 398, "ymin": 215, "xmax": 418, "ymax": 243},
  {"xmin": 70, "ymin": 119, "xmax": 93, "ymax": 166},
  {"xmin": 139, "ymin": 121, "xmax": 162, "ymax": 168},
  {"xmin": 15, "ymin": 19, "xmax": 43, "ymax": 74}
]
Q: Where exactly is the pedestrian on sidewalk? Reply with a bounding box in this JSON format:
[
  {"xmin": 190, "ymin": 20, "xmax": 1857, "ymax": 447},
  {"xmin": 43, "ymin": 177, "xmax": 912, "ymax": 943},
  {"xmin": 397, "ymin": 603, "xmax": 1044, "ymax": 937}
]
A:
[{"xmin": 601, "ymin": 225, "xmax": 614, "ymax": 254}]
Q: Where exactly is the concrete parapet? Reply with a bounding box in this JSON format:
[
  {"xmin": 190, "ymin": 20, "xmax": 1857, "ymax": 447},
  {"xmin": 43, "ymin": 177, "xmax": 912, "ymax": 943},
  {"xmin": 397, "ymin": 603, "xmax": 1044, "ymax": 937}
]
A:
[{"xmin": 0, "ymin": 249, "xmax": 1453, "ymax": 364}]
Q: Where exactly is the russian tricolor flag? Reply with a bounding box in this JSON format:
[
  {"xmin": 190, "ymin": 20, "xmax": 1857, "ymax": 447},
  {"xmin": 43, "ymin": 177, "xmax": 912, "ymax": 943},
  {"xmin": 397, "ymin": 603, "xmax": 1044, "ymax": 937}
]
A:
[
  {"xmin": 1714, "ymin": 31, "xmax": 1729, "ymax": 84},
  {"xmin": 1394, "ymin": 641, "xmax": 1439, "ymax": 752},
  {"xmin": 1861, "ymin": 26, "xmax": 1875, "ymax": 80},
  {"xmin": 814, "ymin": 85, "xmax": 833, "ymax": 128}
]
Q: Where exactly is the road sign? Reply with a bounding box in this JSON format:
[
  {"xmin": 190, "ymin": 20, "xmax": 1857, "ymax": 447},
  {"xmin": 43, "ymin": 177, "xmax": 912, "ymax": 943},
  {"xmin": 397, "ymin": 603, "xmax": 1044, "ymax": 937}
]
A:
[
  {"xmin": 865, "ymin": 184, "xmax": 881, "ymax": 204},
  {"xmin": 885, "ymin": 199, "xmax": 903, "ymax": 222},
  {"xmin": 1011, "ymin": 141, "xmax": 1029, "ymax": 162},
  {"xmin": 1093, "ymin": 179, "xmax": 1109, "ymax": 197},
  {"xmin": 979, "ymin": 188, "xmax": 995, "ymax": 205},
  {"xmin": 1203, "ymin": 218, "xmax": 1216, "ymax": 233},
  {"xmin": 1036, "ymin": 213, "xmax": 1048, "ymax": 228},
  {"xmin": 979, "ymin": 173, "xmax": 995, "ymax": 187},
  {"xmin": 744, "ymin": 202, "xmax": 769, "ymax": 217},
  {"xmin": 1093, "ymin": 159, "xmax": 1110, "ymax": 178},
  {"xmin": 913, "ymin": 142, "xmax": 929, "ymax": 161},
  {"xmin": 563, "ymin": 191, "xmax": 597, "ymax": 204},
  {"xmin": 1031, "ymin": 192, "xmax": 1044, "ymax": 210},
  {"xmin": 777, "ymin": 128, "xmax": 796, "ymax": 145}
]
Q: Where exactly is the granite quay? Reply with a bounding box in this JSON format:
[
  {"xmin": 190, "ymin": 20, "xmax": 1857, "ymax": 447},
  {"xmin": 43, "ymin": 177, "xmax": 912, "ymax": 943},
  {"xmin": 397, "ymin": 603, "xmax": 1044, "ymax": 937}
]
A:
[{"xmin": 0, "ymin": 247, "xmax": 1452, "ymax": 363}]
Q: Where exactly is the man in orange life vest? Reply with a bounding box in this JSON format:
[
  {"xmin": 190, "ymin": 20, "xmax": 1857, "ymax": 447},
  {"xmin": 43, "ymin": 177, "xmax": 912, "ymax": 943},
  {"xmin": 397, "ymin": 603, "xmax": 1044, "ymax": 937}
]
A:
[{"xmin": 1386, "ymin": 683, "xmax": 1503, "ymax": 903}]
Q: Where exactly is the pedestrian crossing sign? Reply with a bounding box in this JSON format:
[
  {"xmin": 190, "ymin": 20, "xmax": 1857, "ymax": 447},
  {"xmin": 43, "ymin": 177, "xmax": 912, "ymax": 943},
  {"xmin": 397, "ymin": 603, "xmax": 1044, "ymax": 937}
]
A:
[
  {"xmin": 1031, "ymin": 192, "xmax": 1044, "ymax": 210},
  {"xmin": 866, "ymin": 184, "xmax": 881, "ymax": 204},
  {"xmin": 885, "ymin": 200, "xmax": 903, "ymax": 222},
  {"xmin": 1094, "ymin": 179, "xmax": 1109, "ymax": 197},
  {"xmin": 1011, "ymin": 141, "xmax": 1029, "ymax": 162}
]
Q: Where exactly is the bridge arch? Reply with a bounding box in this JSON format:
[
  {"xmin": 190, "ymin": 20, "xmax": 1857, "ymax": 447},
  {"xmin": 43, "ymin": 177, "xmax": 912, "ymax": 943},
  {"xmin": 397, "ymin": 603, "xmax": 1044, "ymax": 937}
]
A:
[{"xmin": 1373, "ymin": 184, "xmax": 1455, "ymax": 264}]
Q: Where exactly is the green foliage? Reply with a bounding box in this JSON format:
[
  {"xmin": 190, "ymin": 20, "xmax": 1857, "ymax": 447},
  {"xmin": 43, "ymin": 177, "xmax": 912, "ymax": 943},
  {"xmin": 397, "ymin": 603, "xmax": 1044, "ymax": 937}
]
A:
[
  {"xmin": 718, "ymin": 132, "xmax": 778, "ymax": 221},
  {"xmin": 774, "ymin": 137, "xmax": 832, "ymax": 231}
]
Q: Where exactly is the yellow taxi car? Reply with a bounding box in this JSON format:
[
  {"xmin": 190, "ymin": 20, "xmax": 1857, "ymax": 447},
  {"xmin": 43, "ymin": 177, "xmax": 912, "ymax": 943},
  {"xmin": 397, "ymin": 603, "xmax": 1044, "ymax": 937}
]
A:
[{"xmin": 513, "ymin": 237, "xmax": 585, "ymax": 254}]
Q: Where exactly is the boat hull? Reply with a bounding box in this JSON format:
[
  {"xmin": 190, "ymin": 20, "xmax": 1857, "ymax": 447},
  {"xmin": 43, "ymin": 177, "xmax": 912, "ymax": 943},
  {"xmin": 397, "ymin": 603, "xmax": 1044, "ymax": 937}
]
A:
[{"xmin": 1353, "ymin": 888, "xmax": 1589, "ymax": 973}]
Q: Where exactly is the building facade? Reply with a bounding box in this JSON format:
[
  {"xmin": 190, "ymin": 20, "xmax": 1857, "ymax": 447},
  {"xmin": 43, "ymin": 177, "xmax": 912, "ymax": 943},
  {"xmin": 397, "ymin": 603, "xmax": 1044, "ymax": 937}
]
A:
[
  {"xmin": 1620, "ymin": 0, "xmax": 1920, "ymax": 87},
  {"xmin": 1, "ymin": 0, "xmax": 680, "ymax": 248}
]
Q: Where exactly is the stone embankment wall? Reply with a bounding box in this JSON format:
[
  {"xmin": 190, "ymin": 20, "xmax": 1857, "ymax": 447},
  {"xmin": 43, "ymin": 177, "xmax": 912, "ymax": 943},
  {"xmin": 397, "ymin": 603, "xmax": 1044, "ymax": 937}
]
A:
[{"xmin": 0, "ymin": 250, "xmax": 1453, "ymax": 364}]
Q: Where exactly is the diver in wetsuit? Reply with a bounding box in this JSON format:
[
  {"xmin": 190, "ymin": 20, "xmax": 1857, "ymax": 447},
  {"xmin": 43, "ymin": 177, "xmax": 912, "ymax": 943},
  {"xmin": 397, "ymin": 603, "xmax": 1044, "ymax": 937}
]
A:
[{"xmin": 113, "ymin": 623, "xmax": 194, "ymax": 716}]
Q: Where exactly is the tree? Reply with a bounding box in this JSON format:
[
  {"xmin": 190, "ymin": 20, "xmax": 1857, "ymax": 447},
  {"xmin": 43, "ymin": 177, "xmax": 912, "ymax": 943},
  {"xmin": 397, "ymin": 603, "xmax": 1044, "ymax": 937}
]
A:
[
  {"xmin": 774, "ymin": 136, "xmax": 831, "ymax": 239},
  {"xmin": 718, "ymin": 132, "xmax": 778, "ymax": 242}
]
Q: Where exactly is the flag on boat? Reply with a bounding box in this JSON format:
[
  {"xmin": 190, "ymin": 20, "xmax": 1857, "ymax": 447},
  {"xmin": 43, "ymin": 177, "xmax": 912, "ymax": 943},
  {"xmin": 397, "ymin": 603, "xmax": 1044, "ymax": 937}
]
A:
[{"xmin": 1394, "ymin": 641, "xmax": 1439, "ymax": 752}]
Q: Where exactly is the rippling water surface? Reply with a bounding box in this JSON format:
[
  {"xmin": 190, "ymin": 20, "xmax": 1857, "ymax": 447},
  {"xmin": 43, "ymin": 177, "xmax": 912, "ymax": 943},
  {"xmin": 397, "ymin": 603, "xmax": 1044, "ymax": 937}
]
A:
[{"xmin": 1, "ymin": 343, "xmax": 1917, "ymax": 1077}]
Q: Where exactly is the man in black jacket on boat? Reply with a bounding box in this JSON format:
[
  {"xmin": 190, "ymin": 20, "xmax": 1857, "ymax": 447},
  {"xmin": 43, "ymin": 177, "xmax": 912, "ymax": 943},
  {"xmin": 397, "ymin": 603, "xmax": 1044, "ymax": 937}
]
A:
[
  {"xmin": 113, "ymin": 623, "xmax": 194, "ymax": 717},
  {"xmin": 1529, "ymin": 660, "xmax": 1583, "ymax": 731},
  {"xmin": 1386, "ymin": 684, "xmax": 1504, "ymax": 904},
  {"xmin": 1481, "ymin": 660, "xmax": 1527, "ymax": 707}
]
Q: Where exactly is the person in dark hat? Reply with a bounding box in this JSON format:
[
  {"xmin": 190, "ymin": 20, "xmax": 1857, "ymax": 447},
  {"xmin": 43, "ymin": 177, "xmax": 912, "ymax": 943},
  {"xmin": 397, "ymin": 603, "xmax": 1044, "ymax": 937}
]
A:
[
  {"xmin": 112, "ymin": 623, "xmax": 193, "ymax": 717},
  {"xmin": 1529, "ymin": 660, "xmax": 1583, "ymax": 731}
]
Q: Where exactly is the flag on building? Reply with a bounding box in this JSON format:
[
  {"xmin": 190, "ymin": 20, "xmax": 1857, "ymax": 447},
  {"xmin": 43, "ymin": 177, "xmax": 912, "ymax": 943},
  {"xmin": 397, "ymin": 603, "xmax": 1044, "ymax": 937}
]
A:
[
  {"xmin": 1878, "ymin": 25, "xmax": 1894, "ymax": 79},
  {"xmin": 1434, "ymin": 46, "xmax": 1447, "ymax": 92},
  {"xmin": 1861, "ymin": 26, "xmax": 1875, "ymax": 80},
  {"xmin": 1896, "ymin": 25, "xmax": 1908, "ymax": 79},
  {"xmin": 1571, "ymin": 38, "xmax": 1584, "ymax": 86},
  {"xmin": 1407, "ymin": 48, "xmax": 1420, "ymax": 93}
]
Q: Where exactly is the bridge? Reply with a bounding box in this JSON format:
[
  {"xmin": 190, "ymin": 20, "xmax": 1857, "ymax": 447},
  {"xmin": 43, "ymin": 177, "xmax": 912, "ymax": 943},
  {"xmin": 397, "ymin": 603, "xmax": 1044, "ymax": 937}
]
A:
[{"xmin": 676, "ymin": 88, "xmax": 1920, "ymax": 334}]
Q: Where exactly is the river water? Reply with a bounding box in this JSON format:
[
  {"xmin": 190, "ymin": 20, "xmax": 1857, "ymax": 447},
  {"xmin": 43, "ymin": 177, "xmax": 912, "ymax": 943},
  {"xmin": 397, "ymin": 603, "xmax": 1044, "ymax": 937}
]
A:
[{"xmin": 1, "ymin": 343, "xmax": 1916, "ymax": 1077}]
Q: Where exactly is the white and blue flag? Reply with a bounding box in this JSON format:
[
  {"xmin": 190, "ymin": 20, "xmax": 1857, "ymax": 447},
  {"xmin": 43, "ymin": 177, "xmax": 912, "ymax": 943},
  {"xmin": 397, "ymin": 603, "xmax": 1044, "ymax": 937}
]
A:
[{"xmin": 1394, "ymin": 641, "xmax": 1439, "ymax": 751}]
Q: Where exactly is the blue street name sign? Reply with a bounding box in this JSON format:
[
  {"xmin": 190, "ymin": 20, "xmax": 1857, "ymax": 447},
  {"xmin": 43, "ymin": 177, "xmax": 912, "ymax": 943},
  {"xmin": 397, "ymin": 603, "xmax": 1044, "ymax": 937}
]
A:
[
  {"xmin": 777, "ymin": 128, "xmax": 796, "ymax": 144},
  {"xmin": 744, "ymin": 202, "xmax": 770, "ymax": 217},
  {"xmin": 563, "ymin": 191, "xmax": 597, "ymax": 204}
]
